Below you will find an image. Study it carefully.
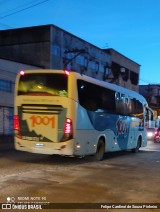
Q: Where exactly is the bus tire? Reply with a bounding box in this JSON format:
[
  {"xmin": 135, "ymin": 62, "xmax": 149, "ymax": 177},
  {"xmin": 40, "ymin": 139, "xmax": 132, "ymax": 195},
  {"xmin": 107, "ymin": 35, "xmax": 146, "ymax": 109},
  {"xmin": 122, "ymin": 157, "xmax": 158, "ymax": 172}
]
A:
[
  {"xmin": 94, "ymin": 139, "xmax": 105, "ymax": 161},
  {"xmin": 132, "ymin": 137, "xmax": 141, "ymax": 153}
]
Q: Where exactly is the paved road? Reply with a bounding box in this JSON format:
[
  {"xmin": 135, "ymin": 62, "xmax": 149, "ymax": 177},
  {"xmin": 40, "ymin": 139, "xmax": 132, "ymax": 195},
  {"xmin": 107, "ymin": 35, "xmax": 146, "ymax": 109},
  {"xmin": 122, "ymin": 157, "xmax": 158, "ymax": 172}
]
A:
[{"xmin": 0, "ymin": 140, "xmax": 159, "ymax": 212}]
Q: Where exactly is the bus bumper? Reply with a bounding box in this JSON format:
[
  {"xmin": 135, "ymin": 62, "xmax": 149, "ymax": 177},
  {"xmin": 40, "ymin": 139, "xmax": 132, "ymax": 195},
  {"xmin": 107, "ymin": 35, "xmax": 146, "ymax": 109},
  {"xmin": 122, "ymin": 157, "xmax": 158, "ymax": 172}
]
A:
[{"xmin": 14, "ymin": 137, "xmax": 75, "ymax": 156}]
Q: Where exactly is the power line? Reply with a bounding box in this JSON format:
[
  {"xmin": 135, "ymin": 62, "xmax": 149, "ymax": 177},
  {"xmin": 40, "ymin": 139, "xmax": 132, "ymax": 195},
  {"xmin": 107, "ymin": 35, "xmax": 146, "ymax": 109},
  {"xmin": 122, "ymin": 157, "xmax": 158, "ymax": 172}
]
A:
[
  {"xmin": 0, "ymin": 0, "xmax": 50, "ymax": 29},
  {"xmin": 0, "ymin": 0, "xmax": 50, "ymax": 19},
  {"xmin": 0, "ymin": 0, "xmax": 44, "ymax": 16}
]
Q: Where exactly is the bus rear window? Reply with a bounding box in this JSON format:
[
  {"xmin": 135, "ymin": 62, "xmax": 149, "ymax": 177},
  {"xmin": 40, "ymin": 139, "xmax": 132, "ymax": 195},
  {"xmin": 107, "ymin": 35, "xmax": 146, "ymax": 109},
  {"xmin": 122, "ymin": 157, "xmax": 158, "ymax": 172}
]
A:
[{"xmin": 18, "ymin": 73, "xmax": 68, "ymax": 96}]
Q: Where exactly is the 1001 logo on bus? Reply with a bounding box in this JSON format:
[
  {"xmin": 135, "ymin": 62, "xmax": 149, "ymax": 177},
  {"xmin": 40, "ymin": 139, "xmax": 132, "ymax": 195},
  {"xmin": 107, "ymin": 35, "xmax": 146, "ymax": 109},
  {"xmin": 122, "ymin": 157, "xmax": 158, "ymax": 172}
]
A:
[
  {"xmin": 116, "ymin": 118, "xmax": 129, "ymax": 137},
  {"xmin": 30, "ymin": 115, "xmax": 55, "ymax": 128}
]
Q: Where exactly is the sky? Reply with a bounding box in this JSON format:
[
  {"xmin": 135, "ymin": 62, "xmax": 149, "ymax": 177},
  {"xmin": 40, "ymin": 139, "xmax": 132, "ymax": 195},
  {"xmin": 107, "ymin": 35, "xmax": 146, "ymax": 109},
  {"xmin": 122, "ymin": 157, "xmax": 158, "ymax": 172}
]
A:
[{"xmin": 0, "ymin": 0, "xmax": 160, "ymax": 85}]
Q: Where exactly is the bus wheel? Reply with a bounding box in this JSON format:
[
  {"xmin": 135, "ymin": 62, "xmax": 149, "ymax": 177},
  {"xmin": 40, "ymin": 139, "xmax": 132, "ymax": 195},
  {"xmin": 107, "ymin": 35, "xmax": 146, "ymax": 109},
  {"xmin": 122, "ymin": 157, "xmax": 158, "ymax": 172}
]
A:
[
  {"xmin": 94, "ymin": 139, "xmax": 105, "ymax": 161},
  {"xmin": 132, "ymin": 138, "xmax": 141, "ymax": 153}
]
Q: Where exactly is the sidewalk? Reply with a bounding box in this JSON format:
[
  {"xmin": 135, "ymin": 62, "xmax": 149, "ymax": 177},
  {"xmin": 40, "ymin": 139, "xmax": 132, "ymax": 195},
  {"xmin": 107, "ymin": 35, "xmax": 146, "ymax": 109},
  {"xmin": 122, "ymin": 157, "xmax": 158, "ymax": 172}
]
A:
[{"xmin": 0, "ymin": 135, "xmax": 14, "ymax": 151}]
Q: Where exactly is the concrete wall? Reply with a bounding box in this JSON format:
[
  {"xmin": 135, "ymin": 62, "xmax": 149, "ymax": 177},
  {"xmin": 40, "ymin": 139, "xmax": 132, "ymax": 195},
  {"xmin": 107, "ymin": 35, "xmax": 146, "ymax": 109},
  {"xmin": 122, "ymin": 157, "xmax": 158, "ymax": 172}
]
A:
[
  {"xmin": 0, "ymin": 25, "xmax": 51, "ymax": 68},
  {"xmin": 50, "ymin": 26, "xmax": 111, "ymax": 81}
]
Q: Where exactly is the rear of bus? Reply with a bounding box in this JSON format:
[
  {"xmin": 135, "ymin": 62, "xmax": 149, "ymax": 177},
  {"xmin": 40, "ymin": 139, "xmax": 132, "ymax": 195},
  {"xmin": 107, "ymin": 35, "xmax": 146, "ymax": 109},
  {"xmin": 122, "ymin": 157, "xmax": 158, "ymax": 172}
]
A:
[{"xmin": 14, "ymin": 70, "xmax": 77, "ymax": 156}]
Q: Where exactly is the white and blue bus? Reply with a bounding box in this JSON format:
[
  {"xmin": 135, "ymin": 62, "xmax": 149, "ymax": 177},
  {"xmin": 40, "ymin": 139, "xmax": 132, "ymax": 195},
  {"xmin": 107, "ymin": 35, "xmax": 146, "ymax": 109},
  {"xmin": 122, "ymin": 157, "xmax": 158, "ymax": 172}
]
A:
[{"xmin": 14, "ymin": 70, "xmax": 151, "ymax": 160}]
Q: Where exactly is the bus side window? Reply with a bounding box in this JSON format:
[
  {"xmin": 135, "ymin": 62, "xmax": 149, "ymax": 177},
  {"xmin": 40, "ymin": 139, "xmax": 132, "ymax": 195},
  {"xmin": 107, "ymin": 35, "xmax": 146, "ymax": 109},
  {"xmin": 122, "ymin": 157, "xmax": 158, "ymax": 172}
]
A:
[
  {"xmin": 128, "ymin": 98, "xmax": 143, "ymax": 118},
  {"xmin": 77, "ymin": 80, "xmax": 98, "ymax": 111},
  {"xmin": 115, "ymin": 92, "xmax": 128, "ymax": 115},
  {"xmin": 77, "ymin": 79, "xmax": 115, "ymax": 112},
  {"xmin": 128, "ymin": 98, "xmax": 136, "ymax": 115},
  {"xmin": 101, "ymin": 89, "xmax": 115, "ymax": 113}
]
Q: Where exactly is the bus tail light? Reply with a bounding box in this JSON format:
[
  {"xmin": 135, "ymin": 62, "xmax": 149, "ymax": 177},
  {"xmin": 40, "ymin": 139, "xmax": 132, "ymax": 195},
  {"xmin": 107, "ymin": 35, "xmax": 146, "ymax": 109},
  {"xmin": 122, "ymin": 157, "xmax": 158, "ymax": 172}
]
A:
[
  {"xmin": 64, "ymin": 118, "xmax": 72, "ymax": 134},
  {"xmin": 61, "ymin": 118, "xmax": 73, "ymax": 142},
  {"xmin": 14, "ymin": 115, "xmax": 21, "ymax": 138},
  {"xmin": 14, "ymin": 115, "xmax": 20, "ymax": 131}
]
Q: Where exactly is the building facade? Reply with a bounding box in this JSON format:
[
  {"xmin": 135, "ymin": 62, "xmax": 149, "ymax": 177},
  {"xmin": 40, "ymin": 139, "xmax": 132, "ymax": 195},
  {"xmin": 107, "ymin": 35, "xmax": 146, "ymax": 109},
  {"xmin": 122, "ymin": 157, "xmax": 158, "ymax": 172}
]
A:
[
  {"xmin": 0, "ymin": 24, "xmax": 141, "ymax": 135},
  {"xmin": 139, "ymin": 84, "xmax": 160, "ymax": 119},
  {"xmin": 104, "ymin": 49, "xmax": 140, "ymax": 92},
  {"xmin": 0, "ymin": 25, "xmax": 111, "ymax": 82},
  {"xmin": 0, "ymin": 25, "xmax": 140, "ymax": 89}
]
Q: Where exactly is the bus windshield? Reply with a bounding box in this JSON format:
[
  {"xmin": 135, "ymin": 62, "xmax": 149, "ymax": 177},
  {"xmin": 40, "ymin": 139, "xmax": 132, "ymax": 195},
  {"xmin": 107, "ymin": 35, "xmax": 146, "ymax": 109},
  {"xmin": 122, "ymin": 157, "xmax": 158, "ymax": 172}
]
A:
[{"xmin": 18, "ymin": 73, "xmax": 68, "ymax": 96}]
